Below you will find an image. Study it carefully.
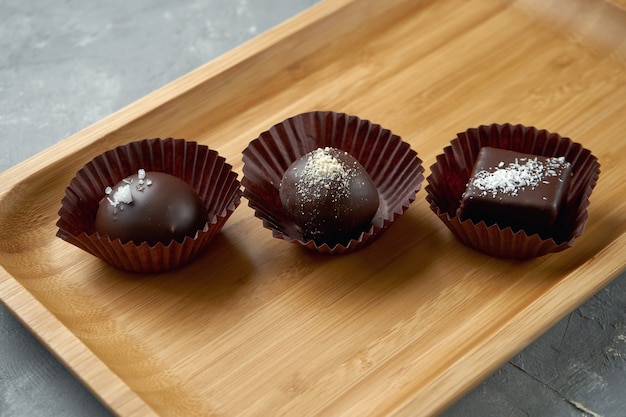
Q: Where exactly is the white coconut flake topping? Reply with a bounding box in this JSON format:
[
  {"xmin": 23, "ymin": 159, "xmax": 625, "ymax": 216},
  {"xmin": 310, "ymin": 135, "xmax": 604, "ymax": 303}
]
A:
[{"xmin": 471, "ymin": 156, "xmax": 569, "ymax": 198}]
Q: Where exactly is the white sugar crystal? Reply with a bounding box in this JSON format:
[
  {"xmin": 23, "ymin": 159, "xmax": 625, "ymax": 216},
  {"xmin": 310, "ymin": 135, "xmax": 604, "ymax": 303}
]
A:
[{"xmin": 106, "ymin": 183, "xmax": 133, "ymax": 207}]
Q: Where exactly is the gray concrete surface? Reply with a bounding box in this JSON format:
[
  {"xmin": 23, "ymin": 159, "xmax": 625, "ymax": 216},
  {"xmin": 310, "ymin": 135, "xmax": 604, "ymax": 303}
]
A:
[{"xmin": 1, "ymin": 1, "xmax": 625, "ymax": 416}]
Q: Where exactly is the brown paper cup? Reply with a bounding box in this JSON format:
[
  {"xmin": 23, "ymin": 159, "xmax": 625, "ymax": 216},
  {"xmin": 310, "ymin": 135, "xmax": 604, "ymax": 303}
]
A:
[
  {"xmin": 242, "ymin": 111, "xmax": 424, "ymax": 254},
  {"xmin": 57, "ymin": 138, "xmax": 241, "ymax": 272},
  {"xmin": 425, "ymin": 123, "xmax": 600, "ymax": 258}
]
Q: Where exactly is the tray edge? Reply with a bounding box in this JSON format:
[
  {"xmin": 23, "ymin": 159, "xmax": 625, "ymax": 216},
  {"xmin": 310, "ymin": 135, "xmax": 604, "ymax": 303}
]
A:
[{"xmin": 392, "ymin": 233, "xmax": 626, "ymax": 416}]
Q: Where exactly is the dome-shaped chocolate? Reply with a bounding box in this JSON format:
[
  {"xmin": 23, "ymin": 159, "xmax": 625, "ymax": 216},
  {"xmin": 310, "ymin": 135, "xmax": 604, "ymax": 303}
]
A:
[{"xmin": 95, "ymin": 170, "xmax": 209, "ymax": 246}]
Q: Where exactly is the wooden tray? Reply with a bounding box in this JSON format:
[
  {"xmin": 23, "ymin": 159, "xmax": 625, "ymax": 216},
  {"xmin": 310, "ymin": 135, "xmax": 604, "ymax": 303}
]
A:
[{"xmin": 1, "ymin": 0, "xmax": 625, "ymax": 415}]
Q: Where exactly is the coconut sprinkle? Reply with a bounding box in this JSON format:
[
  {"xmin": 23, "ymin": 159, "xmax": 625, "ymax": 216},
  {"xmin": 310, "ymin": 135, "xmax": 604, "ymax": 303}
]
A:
[{"xmin": 471, "ymin": 156, "xmax": 570, "ymax": 198}]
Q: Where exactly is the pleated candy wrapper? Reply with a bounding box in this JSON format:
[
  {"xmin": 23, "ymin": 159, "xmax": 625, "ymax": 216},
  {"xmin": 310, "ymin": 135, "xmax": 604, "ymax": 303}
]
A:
[
  {"xmin": 425, "ymin": 123, "xmax": 600, "ymax": 259},
  {"xmin": 56, "ymin": 138, "xmax": 242, "ymax": 272},
  {"xmin": 241, "ymin": 111, "xmax": 424, "ymax": 254}
]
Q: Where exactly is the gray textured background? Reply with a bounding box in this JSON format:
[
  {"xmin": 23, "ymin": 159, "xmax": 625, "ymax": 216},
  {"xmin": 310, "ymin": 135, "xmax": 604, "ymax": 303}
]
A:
[{"xmin": 1, "ymin": 1, "xmax": 625, "ymax": 416}]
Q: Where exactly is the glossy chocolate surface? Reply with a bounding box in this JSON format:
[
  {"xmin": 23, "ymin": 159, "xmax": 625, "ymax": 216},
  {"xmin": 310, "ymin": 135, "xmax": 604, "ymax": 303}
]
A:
[
  {"xmin": 459, "ymin": 147, "xmax": 572, "ymax": 238},
  {"xmin": 279, "ymin": 147, "xmax": 379, "ymax": 246},
  {"xmin": 95, "ymin": 170, "xmax": 208, "ymax": 245}
]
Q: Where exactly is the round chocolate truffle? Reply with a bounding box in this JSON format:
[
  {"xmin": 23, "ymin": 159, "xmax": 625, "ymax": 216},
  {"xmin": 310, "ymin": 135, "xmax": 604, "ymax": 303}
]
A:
[
  {"xmin": 95, "ymin": 169, "xmax": 209, "ymax": 245},
  {"xmin": 279, "ymin": 147, "xmax": 379, "ymax": 246}
]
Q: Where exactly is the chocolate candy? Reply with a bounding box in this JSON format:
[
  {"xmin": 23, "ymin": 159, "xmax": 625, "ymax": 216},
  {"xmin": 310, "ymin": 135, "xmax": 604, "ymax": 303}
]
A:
[
  {"xmin": 95, "ymin": 170, "xmax": 209, "ymax": 245},
  {"xmin": 279, "ymin": 147, "xmax": 379, "ymax": 246},
  {"xmin": 458, "ymin": 147, "xmax": 572, "ymax": 238}
]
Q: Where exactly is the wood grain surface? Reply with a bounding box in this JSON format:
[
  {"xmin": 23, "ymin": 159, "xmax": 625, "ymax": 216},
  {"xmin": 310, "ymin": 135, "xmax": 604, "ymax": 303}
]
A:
[{"xmin": 1, "ymin": 0, "xmax": 625, "ymax": 416}]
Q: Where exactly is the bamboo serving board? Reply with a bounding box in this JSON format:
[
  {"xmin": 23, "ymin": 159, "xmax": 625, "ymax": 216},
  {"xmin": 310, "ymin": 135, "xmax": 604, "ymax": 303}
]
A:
[{"xmin": 1, "ymin": 0, "xmax": 625, "ymax": 416}]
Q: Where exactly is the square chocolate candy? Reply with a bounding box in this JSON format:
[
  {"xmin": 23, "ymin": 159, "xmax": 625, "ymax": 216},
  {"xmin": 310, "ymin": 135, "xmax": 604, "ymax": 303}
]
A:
[{"xmin": 458, "ymin": 147, "xmax": 573, "ymax": 238}]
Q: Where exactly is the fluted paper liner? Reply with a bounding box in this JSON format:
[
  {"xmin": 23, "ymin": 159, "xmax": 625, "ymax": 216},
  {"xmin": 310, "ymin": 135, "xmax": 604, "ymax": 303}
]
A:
[
  {"xmin": 57, "ymin": 138, "xmax": 242, "ymax": 272},
  {"xmin": 425, "ymin": 123, "xmax": 600, "ymax": 258},
  {"xmin": 242, "ymin": 111, "xmax": 424, "ymax": 254}
]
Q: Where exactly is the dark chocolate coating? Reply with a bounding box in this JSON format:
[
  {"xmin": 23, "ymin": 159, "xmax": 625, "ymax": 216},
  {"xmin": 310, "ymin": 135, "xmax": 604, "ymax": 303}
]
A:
[
  {"xmin": 279, "ymin": 147, "xmax": 379, "ymax": 246},
  {"xmin": 95, "ymin": 171, "xmax": 208, "ymax": 245},
  {"xmin": 458, "ymin": 147, "xmax": 572, "ymax": 238}
]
